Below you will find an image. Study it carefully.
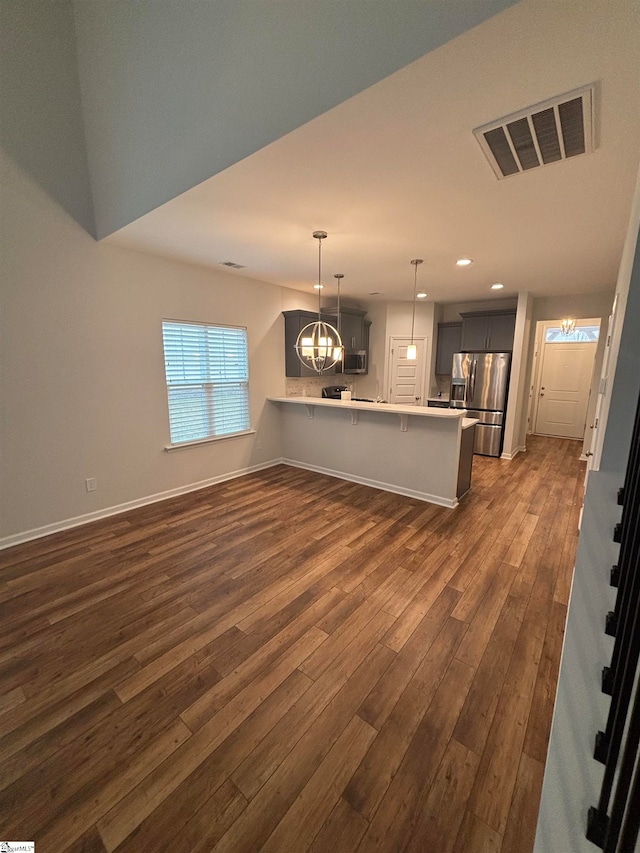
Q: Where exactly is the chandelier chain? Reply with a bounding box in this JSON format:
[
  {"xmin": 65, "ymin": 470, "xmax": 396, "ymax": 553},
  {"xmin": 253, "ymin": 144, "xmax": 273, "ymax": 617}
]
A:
[
  {"xmin": 410, "ymin": 259, "xmax": 423, "ymax": 346},
  {"xmin": 293, "ymin": 231, "xmax": 343, "ymax": 374}
]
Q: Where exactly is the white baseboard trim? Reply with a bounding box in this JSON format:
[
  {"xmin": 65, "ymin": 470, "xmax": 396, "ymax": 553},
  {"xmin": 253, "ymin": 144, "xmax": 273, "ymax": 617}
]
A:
[
  {"xmin": 0, "ymin": 460, "xmax": 282, "ymax": 551},
  {"xmin": 501, "ymin": 445, "xmax": 526, "ymax": 460},
  {"xmin": 579, "ymin": 453, "xmax": 588, "ymax": 461},
  {"xmin": 281, "ymin": 458, "xmax": 458, "ymax": 509}
]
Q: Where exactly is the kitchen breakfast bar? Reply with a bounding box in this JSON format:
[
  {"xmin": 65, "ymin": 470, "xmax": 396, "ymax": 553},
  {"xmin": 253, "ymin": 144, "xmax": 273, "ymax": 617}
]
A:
[{"xmin": 268, "ymin": 397, "xmax": 478, "ymax": 508}]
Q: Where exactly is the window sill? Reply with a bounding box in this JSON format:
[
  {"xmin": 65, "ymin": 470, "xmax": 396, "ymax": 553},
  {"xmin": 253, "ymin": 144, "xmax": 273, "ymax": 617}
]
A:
[{"xmin": 164, "ymin": 429, "xmax": 256, "ymax": 452}]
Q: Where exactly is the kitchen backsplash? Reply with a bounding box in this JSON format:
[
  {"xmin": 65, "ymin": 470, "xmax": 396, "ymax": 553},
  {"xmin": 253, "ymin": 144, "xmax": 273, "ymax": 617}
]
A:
[
  {"xmin": 287, "ymin": 375, "xmax": 447, "ymax": 400},
  {"xmin": 285, "ymin": 376, "xmax": 357, "ymax": 398},
  {"xmin": 434, "ymin": 374, "xmax": 451, "ymax": 396}
]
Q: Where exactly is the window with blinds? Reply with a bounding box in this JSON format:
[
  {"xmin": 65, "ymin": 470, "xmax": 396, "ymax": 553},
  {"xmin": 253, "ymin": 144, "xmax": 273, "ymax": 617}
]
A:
[{"xmin": 162, "ymin": 321, "xmax": 250, "ymax": 445}]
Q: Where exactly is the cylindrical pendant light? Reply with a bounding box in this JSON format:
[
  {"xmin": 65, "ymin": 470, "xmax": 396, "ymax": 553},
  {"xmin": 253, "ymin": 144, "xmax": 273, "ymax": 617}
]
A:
[
  {"xmin": 294, "ymin": 232, "xmax": 344, "ymax": 373},
  {"xmin": 407, "ymin": 258, "xmax": 423, "ymax": 361}
]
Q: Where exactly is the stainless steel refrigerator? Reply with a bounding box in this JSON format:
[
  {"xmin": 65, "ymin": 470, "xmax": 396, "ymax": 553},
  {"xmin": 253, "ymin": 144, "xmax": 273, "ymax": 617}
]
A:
[{"xmin": 449, "ymin": 352, "xmax": 511, "ymax": 457}]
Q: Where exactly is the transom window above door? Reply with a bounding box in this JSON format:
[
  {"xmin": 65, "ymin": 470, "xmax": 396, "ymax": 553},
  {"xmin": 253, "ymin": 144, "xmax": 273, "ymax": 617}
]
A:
[{"xmin": 545, "ymin": 324, "xmax": 600, "ymax": 343}]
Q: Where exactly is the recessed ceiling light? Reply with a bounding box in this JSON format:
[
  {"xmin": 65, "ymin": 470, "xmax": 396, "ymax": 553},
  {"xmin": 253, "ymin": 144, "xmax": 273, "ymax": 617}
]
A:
[
  {"xmin": 491, "ymin": 282, "xmax": 504, "ymax": 290},
  {"xmin": 456, "ymin": 257, "xmax": 473, "ymax": 267},
  {"xmin": 313, "ymin": 284, "xmax": 324, "ymax": 290},
  {"xmin": 416, "ymin": 292, "xmax": 428, "ymax": 299}
]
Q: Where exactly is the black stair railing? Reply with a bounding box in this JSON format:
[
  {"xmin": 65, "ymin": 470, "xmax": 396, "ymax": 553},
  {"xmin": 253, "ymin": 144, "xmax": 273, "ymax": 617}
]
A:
[
  {"xmin": 604, "ymin": 675, "xmax": 640, "ymax": 853},
  {"xmin": 586, "ymin": 388, "xmax": 640, "ymax": 852},
  {"xmin": 615, "ymin": 732, "xmax": 640, "ymax": 853},
  {"xmin": 602, "ymin": 403, "xmax": 640, "ymax": 650}
]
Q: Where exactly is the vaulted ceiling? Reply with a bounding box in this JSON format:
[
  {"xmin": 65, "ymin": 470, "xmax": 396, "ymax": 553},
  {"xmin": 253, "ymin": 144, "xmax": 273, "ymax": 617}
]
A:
[
  {"xmin": 106, "ymin": 0, "xmax": 640, "ymax": 303},
  {"xmin": 3, "ymin": 0, "xmax": 639, "ymax": 304},
  {"xmin": 74, "ymin": 0, "xmax": 520, "ymax": 239}
]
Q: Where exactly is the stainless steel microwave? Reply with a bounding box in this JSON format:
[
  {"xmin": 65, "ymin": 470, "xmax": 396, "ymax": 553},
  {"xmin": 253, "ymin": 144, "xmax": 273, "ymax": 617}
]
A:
[{"xmin": 341, "ymin": 350, "xmax": 367, "ymax": 374}]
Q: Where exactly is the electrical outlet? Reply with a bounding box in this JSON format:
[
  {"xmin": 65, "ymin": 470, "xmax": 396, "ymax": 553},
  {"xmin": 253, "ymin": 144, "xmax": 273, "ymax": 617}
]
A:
[{"xmin": 85, "ymin": 478, "xmax": 97, "ymax": 492}]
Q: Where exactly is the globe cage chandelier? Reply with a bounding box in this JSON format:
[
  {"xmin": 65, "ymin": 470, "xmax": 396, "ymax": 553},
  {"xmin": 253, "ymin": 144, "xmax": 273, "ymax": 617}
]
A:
[
  {"xmin": 295, "ymin": 231, "xmax": 344, "ymax": 373},
  {"xmin": 406, "ymin": 258, "xmax": 424, "ymax": 361}
]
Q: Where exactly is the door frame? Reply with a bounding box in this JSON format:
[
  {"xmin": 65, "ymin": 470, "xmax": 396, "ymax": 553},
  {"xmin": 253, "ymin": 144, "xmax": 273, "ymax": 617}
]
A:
[
  {"xmin": 386, "ymin": 335, "xmax": 428, "ymax": 405},
  {"xmin": 527, "ymin": 317, "xmax": 601, "ymax": 442},
  {"xmin": 588, "ymin": 297, "xmax": 619, "ymax": 471}
]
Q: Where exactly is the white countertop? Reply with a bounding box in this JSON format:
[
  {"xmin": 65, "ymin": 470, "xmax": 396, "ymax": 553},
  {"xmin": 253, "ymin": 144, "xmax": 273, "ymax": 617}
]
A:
[
  {"xmin": 269, "ymin": 397, "xmax": 478, "ymax": 429},
  {"xmin": 269, "ymin": 396, "xmax": 465, "ymax": 419}
]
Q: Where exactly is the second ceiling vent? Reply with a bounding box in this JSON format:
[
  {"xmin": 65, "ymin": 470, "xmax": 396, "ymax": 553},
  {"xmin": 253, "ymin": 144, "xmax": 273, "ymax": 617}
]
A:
[{"xmin": 474, "ymin": 84, "xmax": 595, "ymax": 179}]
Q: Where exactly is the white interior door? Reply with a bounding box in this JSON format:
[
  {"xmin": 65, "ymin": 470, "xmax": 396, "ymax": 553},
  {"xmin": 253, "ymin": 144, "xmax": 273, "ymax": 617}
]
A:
[
  {"xmin": 388, "ymin": 337, "xmax": 426, "ymax": 405},
  {"xmin": 534, "ymin": 334, "xmax": 598, "ymax": 439}
]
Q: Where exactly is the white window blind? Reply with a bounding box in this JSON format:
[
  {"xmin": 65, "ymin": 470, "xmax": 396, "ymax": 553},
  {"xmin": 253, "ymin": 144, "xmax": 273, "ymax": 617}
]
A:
[{"xmin": 162, "ymin": 321, "xmax": 250, "ymax": 445}]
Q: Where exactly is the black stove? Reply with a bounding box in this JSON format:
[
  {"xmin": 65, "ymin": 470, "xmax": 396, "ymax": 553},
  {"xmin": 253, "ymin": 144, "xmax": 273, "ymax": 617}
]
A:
[
  {"xmin": 321, "ymin": 386, "xmax": 378, "ymax": 403},
  {"xmin": 321, "ymin": 386, "xmax": 348, "ymax": 399}
]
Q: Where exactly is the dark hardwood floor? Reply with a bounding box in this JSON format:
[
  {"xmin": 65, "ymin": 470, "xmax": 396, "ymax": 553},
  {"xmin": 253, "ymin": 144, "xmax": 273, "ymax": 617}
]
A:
[{"xmin": 0, "ymin": 435, "xmax": 584, "ymax": 852}]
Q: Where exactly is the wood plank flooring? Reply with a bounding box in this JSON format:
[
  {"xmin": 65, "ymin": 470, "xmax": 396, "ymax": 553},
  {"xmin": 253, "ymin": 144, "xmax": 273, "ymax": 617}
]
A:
[{"xmin": 0, "ymin": 435, "xmax": 585, "ymax": 852}]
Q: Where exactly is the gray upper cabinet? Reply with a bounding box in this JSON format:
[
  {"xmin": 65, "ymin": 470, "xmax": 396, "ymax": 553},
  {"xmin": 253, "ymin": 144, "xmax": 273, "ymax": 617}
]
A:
[
  {"xmin": 435, "ymin": 322, "xmax": 462, "ymax": 374},
  {"xmin": 460, "ymin": 310, "xmax": 516, "ymax": 351},
  {"xmin": 363, "ymin": 319, "xmax": 371, "ymax": 352},
  {"xmin": 488, "ymin": 312, "xmax": 517, "ymax": 349},
  {"xmin": 283, "ymin": 310, "xmax": 336, "ymax": 377},
  {"xmin": 460, "ymin": 315, "xmax": 489, "ymax": 351},
  {"xmin": 325, "ymin": 307, "xmax": 367, "ymax": 351},
  {"xmin": 283, "ymin": 307, "xmax": 369, "ymax": 377}
]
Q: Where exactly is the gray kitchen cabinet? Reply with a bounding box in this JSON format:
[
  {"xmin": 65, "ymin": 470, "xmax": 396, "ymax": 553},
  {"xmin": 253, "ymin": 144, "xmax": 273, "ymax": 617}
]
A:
[
  {"xmin": 460, "ymin": 310, "xmax": 516, "ymax": 351},
  {"xmin": 460, "ymin": 315, "xmax": 489, "ymax": 350},
  {"xmin": 363, "ymin": 319, "xmax": 371, "ymax": 352},
  {"xmin": 283, "ymin": 310, "xmax": 337, "ymax": 377},
  {"xmin": 486, "ymin": 311, "xmax": 517, "ymax": 349},
  {"xmin": 284, "ymin": 308, "xmax": 370, "ymax": 377},
  {"xmin": 325, "ymin": 307, "xmax": 368, "ymax": 351},
  {"xmin": 435, "ymin": 322, "xmax": 462, "ymax": 374}
]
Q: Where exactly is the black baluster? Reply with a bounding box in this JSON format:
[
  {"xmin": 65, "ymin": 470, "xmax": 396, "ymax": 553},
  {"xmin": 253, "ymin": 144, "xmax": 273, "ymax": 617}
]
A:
[
  {"xmin": 610, "ymin": 564, "xmax": 620, "ymax": 588},
  {"xmin": 603, "ymin": 672, "xmax": 640, "ymax": 852},
  {"xmin": 600, "ymin": 392, "xmax": 640, "ymax": 698},
  {"xmin": 588, "ymin": 390, "xmax": 640, "ymax": 849},
  {"xmin": 615, "ymin": 745, "xmax": 640, "ymax": 853}
]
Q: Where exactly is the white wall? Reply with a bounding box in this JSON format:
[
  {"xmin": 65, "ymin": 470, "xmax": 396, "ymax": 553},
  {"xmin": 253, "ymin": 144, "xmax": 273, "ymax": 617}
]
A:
[
  {"xmin": 534, "ymin": 178, "xmax": 640, "ymax": 850},
  {"xmin": 356, "ymin": 300, "xmax": 388, "ymax": 400},
  {"xmin": 358, "ymin": 300, "xmax": 435, "ymax": 403},
  {"xmin": 0, "ymin": 150, "xmax": 294, "ymax": 545},
  {"xmin": 502, "ymin": 291, "xmax": 533, "ymax": 458}
]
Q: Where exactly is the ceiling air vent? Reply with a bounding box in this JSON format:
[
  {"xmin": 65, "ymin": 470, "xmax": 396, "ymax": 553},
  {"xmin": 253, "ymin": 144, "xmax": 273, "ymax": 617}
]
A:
[
  {"xmin": 220, "ymin": 261, "xmax": 246, "ymax": 269},
  {"xmin": 474, "ymin": 84, "xmax": 595, "ymax": 179}
]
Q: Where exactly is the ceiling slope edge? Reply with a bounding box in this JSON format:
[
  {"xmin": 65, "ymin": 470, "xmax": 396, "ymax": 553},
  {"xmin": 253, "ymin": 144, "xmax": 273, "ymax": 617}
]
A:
[
  {"xmin": 0, "ymin": 0, "xmax": 96, "ymax": 238},
  {"xmin": 71, "ymin": 0, "xmax": 520, "ymax": 239}
]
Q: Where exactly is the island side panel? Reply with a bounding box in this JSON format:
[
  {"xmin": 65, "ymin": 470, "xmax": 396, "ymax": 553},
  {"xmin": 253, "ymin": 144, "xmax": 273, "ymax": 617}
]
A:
[{"xmin": 274, "ymin": 402, "xmax": 461, "ymax": 507}]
